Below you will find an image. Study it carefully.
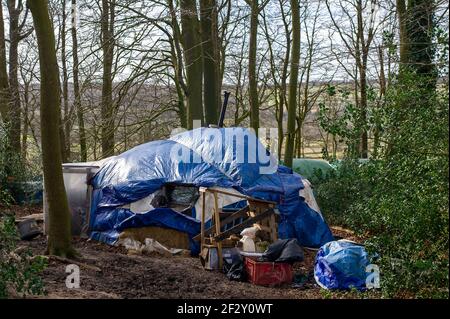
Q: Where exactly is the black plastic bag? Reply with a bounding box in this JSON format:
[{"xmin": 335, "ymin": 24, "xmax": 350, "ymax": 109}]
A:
[
  {"xmin": 263, "ymin": 238, "xmax": 304, "ymax": 263},
  {"xmin": 223, "ymin": 259, "xmax": 247, "ymax": 282}
]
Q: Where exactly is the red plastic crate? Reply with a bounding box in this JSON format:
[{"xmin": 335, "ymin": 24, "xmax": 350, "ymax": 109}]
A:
[{"xmin": 244, "ymin": 257, "xmax": 293, "ymax": 286}]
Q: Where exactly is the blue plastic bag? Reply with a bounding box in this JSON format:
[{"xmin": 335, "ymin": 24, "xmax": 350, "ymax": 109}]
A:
[{"xmin": 314, "ymin": 240, "xmax": 370, "ymax": 290}]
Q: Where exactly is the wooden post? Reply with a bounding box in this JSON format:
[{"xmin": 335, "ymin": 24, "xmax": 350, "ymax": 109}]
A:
[
  {"xmin": 213, "ymin": 191, "xmax": 223, "ymax": 270},
  {"xmin": 200, "ymin": 190, "xmax": 206, "ymax": 252}
]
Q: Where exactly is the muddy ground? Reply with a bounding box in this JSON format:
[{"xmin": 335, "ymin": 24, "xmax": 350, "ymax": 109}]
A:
[{"xmin": 12, "ymin": 205, "xmax": 369, "ymax": 299}]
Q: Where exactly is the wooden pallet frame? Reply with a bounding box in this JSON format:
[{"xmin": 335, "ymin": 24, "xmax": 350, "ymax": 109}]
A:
[{"xmin": 198, "ymin": 187, "xmax": 277, "ymax": 270}]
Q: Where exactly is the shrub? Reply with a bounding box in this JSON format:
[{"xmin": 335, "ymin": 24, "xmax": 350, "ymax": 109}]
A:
[
  {"xmin": 315, "ymin": 71, "xmax": 449, "ymax": 298},
  {"xmin": 1, "ymin": 123, "xmax": 36, "ymax": 205},
  {"xmin": 314, "ymin": 160, "xmax": 375, "ymax": 227},
  {"xmin": 0, "ymin": 214, "xmax": 47, "ymax": 298}
]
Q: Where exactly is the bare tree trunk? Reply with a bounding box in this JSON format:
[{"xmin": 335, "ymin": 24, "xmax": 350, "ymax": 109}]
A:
[
  {"xmin": 200, "ymin": 0, "xmax": 219, "ymax": 126},
  {"xmin": 21, "ymin": 79, "xmax": 30, "ymax": 159},
  {"xmin": 7, "ymin": 0, "xmax": 22, "ymax": 155},
  {"xmin": 392, "ymin": 0, "xmax": 436, "ymax": 134},
  {"xmin": 405, "ymin": 0, "xmax": 436, "ymax": 87},
  {"xmin": 284, "ymin": 0, "xmax": 300, "ymax": 168},
  {"xmin": 233, "ymin": 38, "xmax": 246, "ymax": 126},
  {"xmin": 28, "ymin": 0, "xmax": 75, "ymax": 258},
  {"xmin": 359, "ymin": 61, "xmax": 368, "ymax": 158},
  {"xmin": 296, "ymin": 1, "xmax": 321, "ymax": 158},
  {"xmin": 396, "ymin": 0, "xmax": 408, "ymax": 66},
  {"xmin": 0, "ymin": 2, "xmax": 10, "ymax": 123},
  {"xmin": 167, "ymin": 0, "xmax": 187, "ymax": 128},
  {"xmin": 61, "ymin": 0, "xmax": 71, "ymax": 161},
  {"xmin": 295, "ymin": 114, "xmax": 302, "ymax": 158},
  {"xmin": 373, "ymin": 45, "xmax": 386, "ymax": 159},
  {"xmin": 1, "ymin": 2, "xmax": 18, "ymax": 177},
  {"xmin": 325, "ymin": 0, "xmax": 375, "ymax": 158},
  {"xmin": 378, "ymin": 46, "xmax": 387, "ymax": 97},
  {"xmin": 18, "ymin": 49, "xmax": 36, "ymax": 159},
  {"xmin": 356, "ymin": 0, "xmax": 368, "ymax": 158},
  {"xmin": 247, "ymin": 0, "xmax": 259, "ymax": 134},
  {"xmin": 277, "ymin": 0, "xmax": 291, "ymax": 159},
  {"xmin": 180, "ymin": 0, "xmax": 204, "ymax": 128},
  {"xmin": 101, "ymin": 0, "xmax": 115, "ymax": 158},
  {"xmin": 71, "ymin": 0, "xmax": 87, "ymax": 161},
  {"xmin": 218, "ymin": 0, "xmax": 231, "ymax": 97},
  {"xmin": 262, "ymin": 5, "xmax": 283, "ymax": 161}
]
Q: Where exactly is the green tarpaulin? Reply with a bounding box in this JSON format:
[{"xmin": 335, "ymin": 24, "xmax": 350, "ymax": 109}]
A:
[{"xmin": 290, "ymin": 159, "xmax": 334, "ymax": 181}]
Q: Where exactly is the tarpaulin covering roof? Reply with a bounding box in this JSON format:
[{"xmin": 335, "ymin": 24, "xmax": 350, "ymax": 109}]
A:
[{"xmin": 89, "ymin": 127, "xmax": 334, "ymax": 253}]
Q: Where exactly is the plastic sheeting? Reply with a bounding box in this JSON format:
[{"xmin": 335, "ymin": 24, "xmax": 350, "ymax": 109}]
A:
[
  {"xmin": 300, "ymin": 178, "xmax": 322, "ymax": 215},
  {"xmin": 193, "ymin": 186, "xmax": 243, "ymax": 221},
  {"xmin": 291, "ymin": 158, "xmax": 334, "ymax": 181},
  {"xmin": 263, "ymin": 239, "xmax": 304, "ymax": 263},
  {"xmin": 89, "ymin": 127, "xmax": 334, "ymax": 251},
  {"xmin": 314, "ymin": 240, "xmax": 370, "ymax": 290},
  {"xmin": 89, "ymin": 207, "xmax": 201, "ymax": 254}
]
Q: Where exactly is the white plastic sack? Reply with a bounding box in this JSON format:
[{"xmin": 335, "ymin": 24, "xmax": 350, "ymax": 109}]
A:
[{"xmin": 240, "ymin": 226, "xmax": 259, "ymax": 239}]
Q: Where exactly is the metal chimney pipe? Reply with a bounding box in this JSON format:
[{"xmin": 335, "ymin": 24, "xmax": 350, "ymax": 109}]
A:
[{"xmin": 217, "ymin": 91, "xmax": 230, "ymax": 128}]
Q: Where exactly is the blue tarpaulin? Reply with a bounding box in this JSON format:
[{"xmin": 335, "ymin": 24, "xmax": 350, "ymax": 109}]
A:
[
  {"xmin": 89, "ymin": 127, "xmax": 334, "ymax": 253},
  {"xmin": 314, "ymin": 240, "xmax": 371, "ymax": 290}
]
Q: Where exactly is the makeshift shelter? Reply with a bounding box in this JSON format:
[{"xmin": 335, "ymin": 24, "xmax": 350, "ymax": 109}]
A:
[{"xmin": 53, "ymin": 127, "xmax": 334, "ymax": 254}]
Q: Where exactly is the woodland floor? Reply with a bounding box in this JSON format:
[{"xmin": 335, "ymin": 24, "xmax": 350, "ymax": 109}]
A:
[{"xmin": 12, "ymin": 205, "xmax": 374, "ymax": 299}]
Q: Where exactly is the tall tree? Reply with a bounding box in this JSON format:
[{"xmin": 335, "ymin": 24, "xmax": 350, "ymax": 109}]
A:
[
  {"xmin": 101, "ymin": 0, "xmax": 115, "ymax": 158},
  {"xmin": 398, "ymin": 0, "xmax": 436, "ymax": 87},
  {"xmin": 355, "ymin": 0, "xmax": 370, "ymax": 158},
  {"xmin": 245, "ymin": 0, "xmax": 270, "ymax": 135},
  {"xmin": 71, "ymin": 0, "xmax": 87, "ymax": 161},
  {"xmin": 0, "ymin": 2, "xmax": 10, "ymax": 123},
  {"xmin": 217, "ymin": 0, "xmax": 231, "ymax": 96},
  {"xmin": 167, "ymin": 0, "xmax": 188, "ymax": 128},
  {"xmin": 391, "ymin": 0, "xmax": 437, "ymax": 156},
  {"xmin": 19, "ymin": 59, "xmax": 35, "ymax": 159},
  {"xmin": 396, "ymin": 0, "xmax": 408, "ymax": 66},
  {"xmin": 27, "ymin": 0, "xmax": 75, "ymax": 257},
  {"xmin": 200, "ymin": 0, "xmax": 220, "ymax": 125},
  {"xmin": 245, "ymin": 0, "xmax": 260, "ymax": 134},
  {"xmin": 284, "ymin": 0, "xmax": 300, "ymax": 168},
  {"xmin": 262, "ymin": 0, "xmax": 291, "ymax": 159},
  {"xmin": 1, "ymin": 1, "xmax": 19, "ymax": 178},
  {"xmin": 7, "ymin": 0, "xmax": 25, "ymax": 154},
  {"xmin": 296, "ymin": 1, "xmax": 324, "ymax": 158},
  {"xmin": 326, "ymin": 0, "xmax": 378, "ymax": 158},
  {"xmin": 60, "ymin": 0, "xmax": 70, "ymax": 162},
  {"xmin": 180, "ymin": 0, "xmax": 204, "ymax": 128}
]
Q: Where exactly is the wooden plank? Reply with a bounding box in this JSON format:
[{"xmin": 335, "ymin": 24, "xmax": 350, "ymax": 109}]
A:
[
  {"xmin": 213, "ymin": 208, "xmax": 275, "ymax": 242},
  {"xmin": 200, "ymin": 191, "xmax": 206, "ymax": 251},
  {"xmin": 15, "ymin": 213, "xmax": 44, "ymax": 223},
  {"xmin": 192, "ymin": 206, "xmax": 250, "ymax": 241},
  {"xmin": 216, "ymin": 206, "xmax": 249, "ymax": 227},
  {"xmin": 200, "ymin": 187, "xmax": 276, "ymax": 205},
  {"xmin": 204, "ymin": 237, "xmax": 237, "ymax": 247},
  {"xmin": 213, "ymin": 192, "xmax": 223, "ymax": 270}
]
